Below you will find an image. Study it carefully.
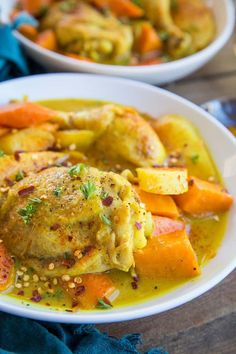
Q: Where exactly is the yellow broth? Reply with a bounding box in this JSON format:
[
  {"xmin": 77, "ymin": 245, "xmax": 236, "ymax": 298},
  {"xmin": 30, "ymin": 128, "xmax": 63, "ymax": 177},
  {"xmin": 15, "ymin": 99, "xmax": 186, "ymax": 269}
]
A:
[{"xmin": 9, "ymin": 99, "xmax": 228, "ymax": 311}]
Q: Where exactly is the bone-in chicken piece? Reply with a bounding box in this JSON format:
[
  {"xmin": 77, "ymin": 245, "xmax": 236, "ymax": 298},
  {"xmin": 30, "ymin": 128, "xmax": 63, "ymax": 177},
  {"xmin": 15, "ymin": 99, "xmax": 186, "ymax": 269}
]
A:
[
  {"xmin": 0, "ymin": 166, "xmax": 152, "ymax": 276},
  {"xmin": 41, "ymin": 1, "xmax": 133, "ymax": 64},
  {"xmin": 0, "ymin": 151, "xmax": 68, "ymax": 188},
  {"xmin": 53, "ymin": 104, "xmax": 166, "ymax": 167},
  {"xmin": 172, "ymin": 0, "xmax": 216, "ymax": 51},
  {"xmin": 139, "ymin": 0, "xmax": 193, "ymax": 58}
]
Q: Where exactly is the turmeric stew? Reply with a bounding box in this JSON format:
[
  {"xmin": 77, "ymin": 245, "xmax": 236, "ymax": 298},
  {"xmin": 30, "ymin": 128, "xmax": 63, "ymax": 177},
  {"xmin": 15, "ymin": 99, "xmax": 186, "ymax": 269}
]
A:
[
  {"xmin": 12, "ymin": 0, "xmax": 216, "ymax": 66},
  {"xmin": 0, "ymin": 98, "xmax": 233, "ymax": 311}
]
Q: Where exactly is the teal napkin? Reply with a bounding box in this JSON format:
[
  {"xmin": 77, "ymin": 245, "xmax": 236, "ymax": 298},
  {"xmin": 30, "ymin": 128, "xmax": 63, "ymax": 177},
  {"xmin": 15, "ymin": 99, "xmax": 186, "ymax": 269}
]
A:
[
  {"xmin": 0, "ymin": 12, "xmax": 38, "ymax": 81},
  {"xmin": 0, "ymin": 312, "xmax": 167, "ymax": 354}
]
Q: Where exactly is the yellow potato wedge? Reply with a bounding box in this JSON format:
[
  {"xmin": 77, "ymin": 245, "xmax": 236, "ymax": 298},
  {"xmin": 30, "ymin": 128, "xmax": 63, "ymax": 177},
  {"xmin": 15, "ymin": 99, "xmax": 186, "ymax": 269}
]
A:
[
  {"xmin": 0, "ymin": 128, "xmax": 55, "ymax": 154},
  {"xmin": 152, "ymin": 114, "xmax": 217, "ymax": 180},
  {"xmin": 136, "ymin": 167, "xmax": 188, "ymax": 195},
  {"xmin": 55, "ymin": 130, "xmax": 95, "ymax": 151}
]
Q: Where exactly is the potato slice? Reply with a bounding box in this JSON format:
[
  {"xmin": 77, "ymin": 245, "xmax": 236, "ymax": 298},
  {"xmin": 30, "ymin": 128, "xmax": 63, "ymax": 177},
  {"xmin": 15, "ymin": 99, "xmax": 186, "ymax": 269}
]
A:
[
  {"xmin": 55, "ymin": 130, "xmax": 95, "ymax": 151},
  {"xmin": 152, "ymin": 114, "xmax": 217, "ymax": 180},
  {"xmin": 0, "ymin": 128, "xmax": 55, "ymax": 154},
  {"xmin": 136, "ymin": 167, "xmax": 188, "ymax": 195}
]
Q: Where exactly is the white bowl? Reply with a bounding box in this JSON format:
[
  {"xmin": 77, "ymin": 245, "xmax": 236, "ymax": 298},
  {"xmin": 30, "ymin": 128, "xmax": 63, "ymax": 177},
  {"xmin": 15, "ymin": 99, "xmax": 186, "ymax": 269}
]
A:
[
  {"xmin": 1, "ymin": 0, "xmax": 235, "ymax": 84},
  {"xmin": 0, "ymin": 74, "xmax": 235, "ymax": 323}
]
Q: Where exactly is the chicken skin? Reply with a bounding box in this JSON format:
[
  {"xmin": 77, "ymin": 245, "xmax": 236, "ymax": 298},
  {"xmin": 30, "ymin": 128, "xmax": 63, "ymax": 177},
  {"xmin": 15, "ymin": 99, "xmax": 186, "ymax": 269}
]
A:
[
  {"xmin": 41, "ymin": 1, "xmax": 133, "ymax": 64},
  {"xmin": 0, "ymin": 165, "xmax": 153, "ymax": 277},
  {"xmin": 54, "ymin": 104, "xmax": 166, "ymax": 167}
]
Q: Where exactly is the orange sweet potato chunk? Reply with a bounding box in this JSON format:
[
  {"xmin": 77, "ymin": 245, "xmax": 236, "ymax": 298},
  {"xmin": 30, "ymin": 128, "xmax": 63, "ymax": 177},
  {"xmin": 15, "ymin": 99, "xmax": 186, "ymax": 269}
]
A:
[
  {"xmin": 134, "ymin": 216, "xmax": 200, "ymax": 278},
  {"xmin": 175, "ymin": 176, "xmax": 233, "ymax": 214},
  {"xmin": 134, "ymin": 186, "xmax": 179, "ymax": 218}
]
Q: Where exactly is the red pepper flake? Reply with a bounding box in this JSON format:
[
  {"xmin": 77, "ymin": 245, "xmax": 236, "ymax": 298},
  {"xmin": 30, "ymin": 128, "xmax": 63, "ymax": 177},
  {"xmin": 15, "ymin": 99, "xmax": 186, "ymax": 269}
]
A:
[
  {"xmin": 132, "ymin": 275, "xmax": 139, "ymax": 283},
  {"xmin": 75, "ymin": 285, "xmax": 85, "ymax": 296},
  {"xmin": 131, "ymin": 281, "xmax": 138, "ymax": 290},
  {"xmin": 72, "ymin": 299, "xmax": 79, "ymax": 308},
  {"xmin": 14, "ymin": 150, "xmax": 24, "ymax": 161},
  {"xmin": 82, "ymin": 245, "xmax": 93, "ymax": 256},
  {"xmin": 30, "ymin": 290, "xmax": 42, "ymax": 302},
  {"xmin": 50, "ymin": 223, "xmax": 60, "ymax": 231},
  {"xmin": 18, "ymin": 185, "xmax": 35, "ymax": 197},
  {"xmin": 68, "ymin": 235, "xmax": 73, "ymax": 242},
  {"xmin": 135, "ymin": 222, "xmax": 142, "ymax": 230},
  {"xmin": 55, "ymin": 156, "xmax": 69, "ymax": 167},
  {"xmin": 4, "ymin": 177, "xmax": 14, "ymax": 187},
  {"xmin": 189, "ymin": 179, "xmax": 194, "ymax": 187},
  {"xmin": 102, "ymin": 196, "xmax": 113, "ymax": 206},
  {"xmin": 17, "ymin": 290, "xmax": 24, "ymax": 296},
  {"xmin": 61, "ymin": 258, "xmax": 76, "ymax": 269},
  {"xmin": 38, "ymin": 166, "xmax": 49, "ymax": 172}
]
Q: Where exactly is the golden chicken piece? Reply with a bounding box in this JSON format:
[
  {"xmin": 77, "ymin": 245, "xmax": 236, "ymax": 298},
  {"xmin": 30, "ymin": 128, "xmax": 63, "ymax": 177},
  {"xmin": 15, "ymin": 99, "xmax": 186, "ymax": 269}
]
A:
[
  {"xmin": 53, "ymin": 104, "xmax": 166, "ymax": 167},
  {"xmin": 41, "ymin": 1, "xmax": 133, "ymax": 64},
  {"xmin": 0, "ymin": 165, "xmax": 153, "ymax": 277},
  {"xmin": 139, "ymin": 0, "xmax": 193, "ymax": 58},
  {"xmin": 172, "ymin": 0, "xmax": 216, "ymax": 51},
  {"xmin": 0, "ymin": 151, "xmax": 68, "ymax": 188},
  {"xmin": 140, "ymin": 0, "xmax": 178, "ymax": 33}
]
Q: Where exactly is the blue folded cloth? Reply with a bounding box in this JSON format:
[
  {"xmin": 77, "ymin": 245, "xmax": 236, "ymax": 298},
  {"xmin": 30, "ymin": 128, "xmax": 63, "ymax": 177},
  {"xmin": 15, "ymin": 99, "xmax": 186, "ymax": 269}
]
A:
[
  {"xmin": 0, "ymin": 12, "xmax": 39, "ymax": 81},
  {"xmin": 0, "ymin": 312, "xmax": 167, "ymax": 354}
]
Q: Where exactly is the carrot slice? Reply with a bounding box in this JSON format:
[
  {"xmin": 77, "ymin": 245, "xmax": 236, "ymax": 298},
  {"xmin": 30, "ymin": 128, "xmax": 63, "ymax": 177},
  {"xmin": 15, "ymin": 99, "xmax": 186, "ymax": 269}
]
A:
[
  {"xmin": 134, "ymin": 186, "xmax": 179, "ymax": 218},
  {"xmin": 62, "ymin": 273, "xmax": 116, "ymax": 309},
  {"xmin": 0, "ymin": 102, "xmax": 56, "ymax": 129},
  {"xmin": 174, "ymin": 176, "xmax": 233, "ymax": 214},
  {"xmin": 92, "ymin": 0, "xmax": 143, "ymax": 17},
  {"xmin": 134, "ymin": 226, "xmax": 200, "ymax": 278},
  {"xmin": 35, "ymin": 30, "xmax": 57, "ymax": 51},
  {"xmin": 65, "ymin": 53, "xmax": 93, "ymax": 62},
  {"xmin": 0, "ymin": 243, "xmax": 14, "ymax": 292},
  {"xmin": 19, "ymin": 0, "xmax": 52, "ymax": 15},
  {"xmin": 19, "ymin": 24, "xmax": 38, "ymax": 41},
  {"xmin": 138, "ymin": 23, "xmax": 162, "ymax": 54}
]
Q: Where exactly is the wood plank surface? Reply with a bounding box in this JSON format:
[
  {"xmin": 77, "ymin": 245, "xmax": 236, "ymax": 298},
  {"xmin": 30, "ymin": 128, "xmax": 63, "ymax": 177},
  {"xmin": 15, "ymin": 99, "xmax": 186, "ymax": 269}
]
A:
[{"xmin": 99, "ymin": 26, "xmax": 236, "ymax": 354}]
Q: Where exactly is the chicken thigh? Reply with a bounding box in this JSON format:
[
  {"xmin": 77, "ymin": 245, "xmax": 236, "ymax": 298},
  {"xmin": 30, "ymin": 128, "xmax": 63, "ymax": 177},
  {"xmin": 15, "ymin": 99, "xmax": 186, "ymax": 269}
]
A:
[
  {"xmin": 54, "ymin": 104, "xmax": 166, "ymax": 167},
  {"xmin": 0, "ymin": 165, "xmax": 152, "ymax": 277}
]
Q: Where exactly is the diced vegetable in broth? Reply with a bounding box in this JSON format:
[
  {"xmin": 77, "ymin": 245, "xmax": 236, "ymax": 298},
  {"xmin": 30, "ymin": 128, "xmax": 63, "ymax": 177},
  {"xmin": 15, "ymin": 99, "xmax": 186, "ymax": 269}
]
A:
[{"xmin": 0, "ymin": 98, "xmax": 232, "ymax": 312}]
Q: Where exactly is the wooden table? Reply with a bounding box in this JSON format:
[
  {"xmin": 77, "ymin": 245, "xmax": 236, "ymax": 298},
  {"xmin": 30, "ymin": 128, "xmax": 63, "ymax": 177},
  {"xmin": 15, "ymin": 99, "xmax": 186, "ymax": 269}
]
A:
[{"xmin": 98, "ymin": 29, "xmax": 236, "ymax": 354}]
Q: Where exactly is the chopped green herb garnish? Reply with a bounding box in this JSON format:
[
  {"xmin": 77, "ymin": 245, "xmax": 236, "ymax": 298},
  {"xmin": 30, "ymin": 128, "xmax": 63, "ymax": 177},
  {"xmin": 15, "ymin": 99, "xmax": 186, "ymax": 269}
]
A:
[
  {"xmin": 159, "ymin": 31, "xmax": 169, "ymax": 41},
  {"xmin": 68, "ymin": 163, "xmax": 85, "ymax": 177},
  {"xmin": 80, "ymin": 181, "xmax": 96, "ymax": 199},
  {"xmin": 64, "ymin": 252, "xmax": 71, "ymax": 260},
  {"xmin": 59, "ymin": 0, "xmax": 77, "ymax": 12},
  {"xmin": 171, "ymin": 0, "xmax": 178, "ymax": 10},
  {"xmin": 101, "ymin": 191, "xmax": 109, "ymax": 200},
  {"xmin": 53, "ymin": 186, "xmax": 62, "ymax": 197},
  {"xmin": 54, "ymin": 288, "xmax": 63, "ymax": 299},
  {"xmin": 100, "ymin": 214, "xmax": 112, "ymax": 226},
  {"xmin": 29, "ymin": 197, "xmax": 42, "ymax": 204},
  {"xmin": 96, "ymin": 298, "xmax": 113, "ymax": 310},
  {"xmin": 132, "ymin": 0, "xmax": 141, "ymax": 6},
  {"xmin": 18, "ymin": 198, "xmax": 42, "ymax": 224},
  {"xmin": 0, "ymin": 150, "xmax": 5, "ymax": 157},
  {"xmin": 15, "ymin": 171, "xmax": 24, "ymax": 182},
  {"xmin": 43, "ymin": 288, "xmax": 63, "ymax": 300},
  {"xmin": 191, "ymin": 154, "xmax": 199, "ymax": 164},
  {"xmin": 38, "ymin": 5, "xmax": 49, "ymax": 17}
]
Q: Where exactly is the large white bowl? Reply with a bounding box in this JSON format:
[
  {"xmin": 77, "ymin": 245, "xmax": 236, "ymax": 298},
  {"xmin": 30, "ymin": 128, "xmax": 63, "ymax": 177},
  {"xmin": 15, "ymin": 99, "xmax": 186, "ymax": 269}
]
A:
[
  {"xmin": 1, "ymin": 0, "xmax": 235, "ymax": 84},
  {"xmin": 0, "ymin": 74, "xmax": 235, "ymax": 323}
]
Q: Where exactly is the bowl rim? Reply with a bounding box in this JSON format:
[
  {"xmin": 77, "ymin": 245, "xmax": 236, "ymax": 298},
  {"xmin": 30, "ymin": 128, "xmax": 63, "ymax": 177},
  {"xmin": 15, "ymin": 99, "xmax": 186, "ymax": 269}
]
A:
[
  {"xmin": 0, "ymin": 73, "xmax": 235, "ymax": 324},
  {"xmin": 10, "ymin": 0, "xmax": 235, "ymax": 74}
]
